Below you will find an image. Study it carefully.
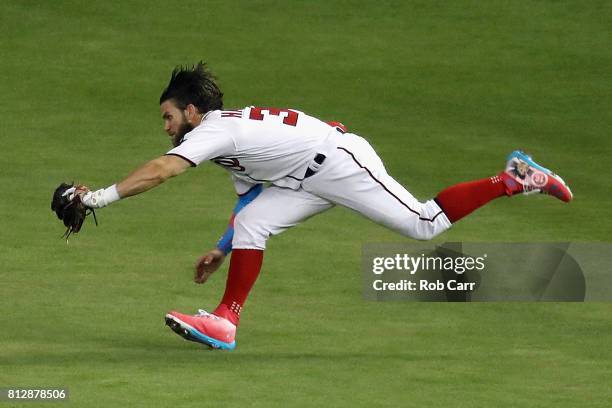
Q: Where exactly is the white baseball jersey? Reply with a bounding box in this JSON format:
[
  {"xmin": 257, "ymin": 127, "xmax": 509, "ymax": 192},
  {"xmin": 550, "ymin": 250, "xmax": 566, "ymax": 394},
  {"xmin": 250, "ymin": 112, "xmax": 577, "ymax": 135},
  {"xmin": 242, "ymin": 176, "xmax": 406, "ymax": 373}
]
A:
[
  {"xmin": 166, "ymin": 107, "xmax": 338, "ymax": 191},
  {"xmin": 168, "ymin": 105, "xmax": 451, "ymax": 249}
]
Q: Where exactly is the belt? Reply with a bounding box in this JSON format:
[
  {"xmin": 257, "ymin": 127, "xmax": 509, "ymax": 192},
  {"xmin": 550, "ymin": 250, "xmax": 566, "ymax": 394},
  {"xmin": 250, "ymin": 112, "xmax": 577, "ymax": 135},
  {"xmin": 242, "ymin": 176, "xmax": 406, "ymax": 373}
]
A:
[{"xmin": 304, "ymin": 153, "xmax": 326, "ymax": 178}]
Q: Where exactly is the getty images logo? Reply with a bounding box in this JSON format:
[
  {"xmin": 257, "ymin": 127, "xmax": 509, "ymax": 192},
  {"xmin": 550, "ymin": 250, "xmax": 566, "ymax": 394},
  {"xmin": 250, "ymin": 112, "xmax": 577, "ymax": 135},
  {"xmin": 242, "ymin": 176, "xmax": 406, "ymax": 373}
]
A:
[{"xmin": 372, "ymin": 253, "xmax": 487, "ymax": 275}]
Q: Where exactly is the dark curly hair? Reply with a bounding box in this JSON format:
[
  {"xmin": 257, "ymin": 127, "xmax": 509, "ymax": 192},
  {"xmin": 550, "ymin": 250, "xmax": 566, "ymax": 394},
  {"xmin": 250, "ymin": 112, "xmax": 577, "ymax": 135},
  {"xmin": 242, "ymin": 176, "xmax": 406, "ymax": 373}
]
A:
[{"xmin": 159, "ymin": 61, "xmax": 224, "ymax": 113}]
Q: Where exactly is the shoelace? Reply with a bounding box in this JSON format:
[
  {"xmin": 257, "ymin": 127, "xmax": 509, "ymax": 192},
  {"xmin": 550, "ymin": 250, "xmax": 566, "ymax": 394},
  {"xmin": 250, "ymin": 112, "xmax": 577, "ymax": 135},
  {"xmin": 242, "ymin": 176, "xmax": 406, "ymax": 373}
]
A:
[{"xmin": 196, "ymin": 309, "xmax": 219, "ymax": 320}]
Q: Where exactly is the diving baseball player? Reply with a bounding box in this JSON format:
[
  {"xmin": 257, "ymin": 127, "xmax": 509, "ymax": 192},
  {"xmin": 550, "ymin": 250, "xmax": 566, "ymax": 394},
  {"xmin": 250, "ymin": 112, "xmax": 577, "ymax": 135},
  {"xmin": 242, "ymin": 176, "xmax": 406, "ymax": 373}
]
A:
[{"xmin": 67, "ymin": 62, "xmax": 573, "ymax": 350}]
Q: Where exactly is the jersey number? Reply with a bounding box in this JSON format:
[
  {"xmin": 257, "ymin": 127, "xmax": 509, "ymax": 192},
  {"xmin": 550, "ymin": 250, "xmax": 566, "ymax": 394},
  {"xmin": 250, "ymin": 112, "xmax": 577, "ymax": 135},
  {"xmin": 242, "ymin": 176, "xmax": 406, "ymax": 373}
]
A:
[{"xmin": 249, "ymin": 107, "xmax": 299, "ymax": 127}]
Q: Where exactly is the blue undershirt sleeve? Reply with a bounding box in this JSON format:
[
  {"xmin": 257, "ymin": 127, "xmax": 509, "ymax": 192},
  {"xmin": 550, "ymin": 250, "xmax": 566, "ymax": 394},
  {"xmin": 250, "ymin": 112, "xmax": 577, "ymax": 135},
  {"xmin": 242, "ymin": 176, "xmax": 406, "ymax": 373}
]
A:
[{"xmin": 216, "ymin": 184, "xmax": 263, "ymax": 255}]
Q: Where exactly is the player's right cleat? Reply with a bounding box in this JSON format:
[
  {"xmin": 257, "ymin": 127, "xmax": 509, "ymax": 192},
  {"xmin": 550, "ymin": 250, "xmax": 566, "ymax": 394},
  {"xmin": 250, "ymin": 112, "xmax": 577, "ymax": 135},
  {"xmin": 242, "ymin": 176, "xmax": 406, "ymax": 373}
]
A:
[
  {"xmin": 165, "ymin": 309, "xmax": 237, "ymax": 350},
  {"xmin": 500, "ymin": 150, "xmax": 573, "ymax": 202}
]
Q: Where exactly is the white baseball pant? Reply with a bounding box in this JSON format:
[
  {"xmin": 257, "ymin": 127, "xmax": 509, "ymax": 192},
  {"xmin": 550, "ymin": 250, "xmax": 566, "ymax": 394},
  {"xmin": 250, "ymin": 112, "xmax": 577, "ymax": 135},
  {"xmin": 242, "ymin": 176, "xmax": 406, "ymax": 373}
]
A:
[{"xmin": 232, "ymin": 133, "xmax": 452, "ymax": 250}]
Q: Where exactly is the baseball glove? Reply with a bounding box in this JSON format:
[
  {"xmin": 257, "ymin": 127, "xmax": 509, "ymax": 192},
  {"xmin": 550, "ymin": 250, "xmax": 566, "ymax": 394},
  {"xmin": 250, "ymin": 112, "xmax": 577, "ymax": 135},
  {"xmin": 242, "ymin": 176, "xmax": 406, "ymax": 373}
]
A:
[{"xmin": 51, "ymin": 183, "xmax": 98, "ymax": 239}]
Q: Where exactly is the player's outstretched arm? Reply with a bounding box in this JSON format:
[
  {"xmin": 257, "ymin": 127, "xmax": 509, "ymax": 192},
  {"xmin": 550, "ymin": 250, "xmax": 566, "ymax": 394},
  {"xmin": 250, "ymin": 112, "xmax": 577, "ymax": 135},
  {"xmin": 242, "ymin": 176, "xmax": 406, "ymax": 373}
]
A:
[
  {"xmin": 116, "ymin": 155, "xmax": 191, "ymax": 198},
  {"xmin": 77, "ymin": 155, "xmax": 191, "ymax": 208}
]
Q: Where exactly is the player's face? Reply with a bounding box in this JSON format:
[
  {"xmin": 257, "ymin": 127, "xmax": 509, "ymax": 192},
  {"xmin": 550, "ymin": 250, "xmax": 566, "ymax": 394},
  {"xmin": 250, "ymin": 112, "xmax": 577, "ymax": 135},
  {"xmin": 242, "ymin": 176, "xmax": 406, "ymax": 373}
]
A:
[{"xmin": 160, "ymin": 100, "xmax": 194, "ymax": 147}]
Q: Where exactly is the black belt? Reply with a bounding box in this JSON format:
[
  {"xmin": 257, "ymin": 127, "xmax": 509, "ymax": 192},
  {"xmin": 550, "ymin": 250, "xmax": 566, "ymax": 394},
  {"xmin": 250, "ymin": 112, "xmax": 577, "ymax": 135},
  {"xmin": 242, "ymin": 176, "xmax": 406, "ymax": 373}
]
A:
[{"xmin": 304, "ymin": 153, "xmax": 326, "ymax": 178}]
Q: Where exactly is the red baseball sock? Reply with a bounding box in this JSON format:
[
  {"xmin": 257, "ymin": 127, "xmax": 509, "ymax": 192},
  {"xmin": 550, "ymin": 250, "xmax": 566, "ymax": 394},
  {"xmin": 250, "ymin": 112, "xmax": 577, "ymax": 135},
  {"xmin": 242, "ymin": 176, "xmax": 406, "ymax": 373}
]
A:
[
  {"xmin": 213, "ymin": 249, "xmax": 264, "ymax": 326},
  {"xmin": 435, "ymin": 174, "xmax": 508, "ymax": 223}
]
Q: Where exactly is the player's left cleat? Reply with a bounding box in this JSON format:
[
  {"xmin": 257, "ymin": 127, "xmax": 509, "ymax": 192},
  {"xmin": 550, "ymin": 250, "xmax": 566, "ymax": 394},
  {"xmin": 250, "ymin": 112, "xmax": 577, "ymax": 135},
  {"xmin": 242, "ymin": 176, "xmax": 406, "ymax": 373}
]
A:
[
  {"xmin": 165, "ymin": 309, "xmax": 237, "ymax": 350},
  {"xmin": 500, "ymin": 150, "xmax": 573, "ymax": 202}
]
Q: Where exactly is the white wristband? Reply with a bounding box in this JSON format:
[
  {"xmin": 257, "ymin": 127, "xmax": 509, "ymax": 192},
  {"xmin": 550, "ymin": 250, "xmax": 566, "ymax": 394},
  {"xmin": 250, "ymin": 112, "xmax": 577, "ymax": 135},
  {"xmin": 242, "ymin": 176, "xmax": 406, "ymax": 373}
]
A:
[
  {"xmin": 103, "ymin": 184, "xmax": 121, "ymax": 205},
  {"xmin": 81, "ymin": 184, "xmax": 121, "ymax": 208}
]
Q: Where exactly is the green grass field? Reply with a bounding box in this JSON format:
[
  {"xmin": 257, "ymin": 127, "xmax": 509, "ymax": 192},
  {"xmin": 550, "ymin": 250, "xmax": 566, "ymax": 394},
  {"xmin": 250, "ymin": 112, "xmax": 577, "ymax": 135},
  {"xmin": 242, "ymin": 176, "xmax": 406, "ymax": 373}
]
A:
[{"xmin": 2, "ymin": 1, "xmax": 611, "ymax": 406}]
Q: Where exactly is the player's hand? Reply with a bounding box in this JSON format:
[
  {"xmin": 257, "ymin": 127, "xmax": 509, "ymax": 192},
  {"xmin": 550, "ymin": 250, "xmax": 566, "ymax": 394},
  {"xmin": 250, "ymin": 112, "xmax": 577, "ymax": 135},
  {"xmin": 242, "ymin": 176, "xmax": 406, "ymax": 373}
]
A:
[
  {"xmin": 75, "ymin": 184, "xmax": 91, "ymax": 194},
  {"xmin": 62, "ymin": 184, "xmax": 90, "ymax": 201},
  {"xmin": 194, "ymin": 248, "xmax": 226, "ymax": 284}
]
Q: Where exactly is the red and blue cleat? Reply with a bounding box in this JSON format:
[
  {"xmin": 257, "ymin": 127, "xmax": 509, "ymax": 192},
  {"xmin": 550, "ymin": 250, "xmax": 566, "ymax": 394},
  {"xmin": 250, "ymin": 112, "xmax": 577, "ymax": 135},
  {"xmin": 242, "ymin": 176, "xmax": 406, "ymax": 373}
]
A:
[
  {"xmin": 500, "ymin": 150, "xmax": 573, "ymax": 202},
  {"xmin": 165, "ymin": 309, "xmax": 236, "ymax": 350},
  {"xmin": 327, "ymin": 121, "xmax": 348, "ymax": 134}
]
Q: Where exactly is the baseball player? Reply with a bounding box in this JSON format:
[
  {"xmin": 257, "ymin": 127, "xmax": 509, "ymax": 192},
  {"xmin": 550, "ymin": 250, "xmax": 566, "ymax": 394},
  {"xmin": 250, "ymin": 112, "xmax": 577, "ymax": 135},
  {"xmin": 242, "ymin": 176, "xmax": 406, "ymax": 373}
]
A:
[{"xmin": 70, "ymin": 62, "xmax": 572, "ymax": 350}]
